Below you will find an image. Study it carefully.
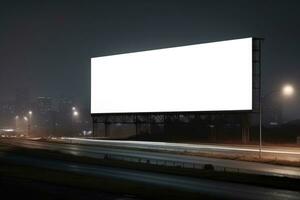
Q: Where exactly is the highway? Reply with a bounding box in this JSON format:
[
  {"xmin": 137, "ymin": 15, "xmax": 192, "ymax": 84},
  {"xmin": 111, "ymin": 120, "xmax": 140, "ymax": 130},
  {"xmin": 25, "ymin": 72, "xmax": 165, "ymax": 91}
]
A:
[
  {"xmin": 59, "ymin": 137, "xmax": 300, "ymax": 161},
  {"xmin": 2, "ymin": 138, "xmax": 300, "ymax": 179},
  {"xmin": 0, "ymin": 144, "xmax": 300, "ymax": 200}
]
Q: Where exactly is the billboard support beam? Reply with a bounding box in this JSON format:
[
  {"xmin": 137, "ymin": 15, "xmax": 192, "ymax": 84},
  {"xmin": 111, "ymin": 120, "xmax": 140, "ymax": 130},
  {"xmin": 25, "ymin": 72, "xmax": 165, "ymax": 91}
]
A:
[
  {"xmin": 92, "ymin": 116, "xmax": 96, "ymax": 137},
  {"xmin": 91, "ymin": 38, "xmax": 260, "ymax": 142},
  {"xmin": 135, "ymin": 114, "xmax": 138, "ymax": 137},
  {"xmin": 253, "ymin": 38, "xmax": 263, "ymax": 158},
  {"xmin": 241, "ymin": 113, "xmax": 250, "ymax": 144},
  {"xmin": 104, "ymin": 116, "xmax": 109, "ymax": 137}
]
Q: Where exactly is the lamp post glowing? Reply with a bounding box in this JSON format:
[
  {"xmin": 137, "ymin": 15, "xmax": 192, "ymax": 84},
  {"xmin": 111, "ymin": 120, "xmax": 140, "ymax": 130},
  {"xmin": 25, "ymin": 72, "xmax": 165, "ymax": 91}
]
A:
[
  {"xmin": 72, "ymin": 108, "xmax": 79, "ymax": 135},
  {"xmin": 15, "ymin": 115, "xmax": 19, "ymax": 132},
  {"xmin": 28, "ymin": 111, "xmax": 32, "ymax": 137},
  {"xmin": 259, "ymin": 84, "xmax": 295, "ymax": 158},
  {"xmin": 282, "ymin": 84, "xmax": 294, "ymax": 97},
  {"xmin": 24, "ymin": 116, "xmax": 28, "ymax": 137},
  {"xmin": 73, "ymin": 111, "xmax": 79, "ymax": 117}
]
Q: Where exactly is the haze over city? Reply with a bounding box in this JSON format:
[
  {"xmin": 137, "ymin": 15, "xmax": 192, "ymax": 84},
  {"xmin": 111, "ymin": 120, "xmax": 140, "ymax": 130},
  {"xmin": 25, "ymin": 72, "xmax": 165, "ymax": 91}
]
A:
[
  {"xmin": 1, "ymin": 1, "xmax": 300, "ymax": 200},
  {"xmin": 1, "ymin": 0, "xmax": 300, "ymax": 120}
]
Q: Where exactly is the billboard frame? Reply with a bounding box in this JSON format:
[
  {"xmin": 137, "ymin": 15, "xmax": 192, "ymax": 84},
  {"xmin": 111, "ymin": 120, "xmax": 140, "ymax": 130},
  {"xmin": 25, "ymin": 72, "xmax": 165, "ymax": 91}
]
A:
[{"xmin": 91, "ymin": 37, "xmax": 263, "ymax": 137}]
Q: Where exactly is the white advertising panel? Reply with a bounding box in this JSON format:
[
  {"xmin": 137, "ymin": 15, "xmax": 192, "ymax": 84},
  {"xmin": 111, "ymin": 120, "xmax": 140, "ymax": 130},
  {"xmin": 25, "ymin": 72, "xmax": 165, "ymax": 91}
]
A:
[{"xmin": 91, "ymin": 38, "xmax": 252, "ymax": 114}]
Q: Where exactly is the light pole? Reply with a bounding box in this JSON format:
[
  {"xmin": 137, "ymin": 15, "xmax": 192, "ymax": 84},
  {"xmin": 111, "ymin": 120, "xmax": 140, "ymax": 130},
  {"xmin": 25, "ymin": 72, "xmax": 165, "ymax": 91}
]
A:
[
  {"xmin": 259, "ymin": 84, "xmax": 295, "ymax": 158},
  {"xmin": 73, "ymin": 110, "xmax": 79, "ymax": 117},
  {"xmin": 15, "ymin": 116, "xmax": 19, "ymax": 132},
  {"xmin": 28, "ymin": 111, "xmax": 32, "ymax": 137},
  {"xmin": 282, "ymin": 84, "xmax": 294, "ymax": 96},
  {"xmin": 24, "ymin": 116, "xmax": 28, "ymax": 137},
  {"xmin": 72, "ymin": 107, "xmax": 79, "ymax": 135}
]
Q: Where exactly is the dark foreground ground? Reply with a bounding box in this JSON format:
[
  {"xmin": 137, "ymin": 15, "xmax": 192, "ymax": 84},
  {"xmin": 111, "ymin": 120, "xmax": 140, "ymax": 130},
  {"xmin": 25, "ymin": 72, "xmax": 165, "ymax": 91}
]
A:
[
  {"xmin": 0, "ymin": 140, "xmax": 300, "ymax": 200},
  {"xmin": 1, "ymin": 176, "xmax": 135, "ymax": 200}
]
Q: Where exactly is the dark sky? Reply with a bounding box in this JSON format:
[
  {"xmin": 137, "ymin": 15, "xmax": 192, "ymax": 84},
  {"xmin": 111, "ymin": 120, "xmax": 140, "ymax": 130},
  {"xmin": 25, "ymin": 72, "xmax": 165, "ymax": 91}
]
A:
[{"xmin": 1, "ymin": 0, "xmax": 300, "ymax": 120}]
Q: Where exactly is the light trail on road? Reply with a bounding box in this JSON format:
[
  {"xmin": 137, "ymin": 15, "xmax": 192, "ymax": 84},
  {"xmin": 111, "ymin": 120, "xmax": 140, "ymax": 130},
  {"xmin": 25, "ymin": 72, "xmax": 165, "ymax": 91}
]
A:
[
  {"xmin": 0, "ymin": 151, "xmax": 300, "ymax": 200},
  {"xmin": 63, "ymin": 137, "xmax": 300, "ymax": 155},
  {"xmin": 2, "ymin": 139, "xmax": 300, "ymax": 179}
]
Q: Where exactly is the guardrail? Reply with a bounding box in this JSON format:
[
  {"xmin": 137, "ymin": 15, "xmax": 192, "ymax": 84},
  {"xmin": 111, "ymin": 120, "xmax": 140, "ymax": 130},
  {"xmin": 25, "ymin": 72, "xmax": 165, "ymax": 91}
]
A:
[{"xmin": 51, "ymin": 137, "xmax": 293, "ymax": 178}]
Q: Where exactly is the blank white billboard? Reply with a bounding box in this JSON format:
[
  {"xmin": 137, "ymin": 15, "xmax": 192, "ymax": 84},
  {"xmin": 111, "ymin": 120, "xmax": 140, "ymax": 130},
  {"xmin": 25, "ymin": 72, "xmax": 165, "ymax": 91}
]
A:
[{"xmin": 91, "ymin": 38, "xmax": 252, "ymax": 114}]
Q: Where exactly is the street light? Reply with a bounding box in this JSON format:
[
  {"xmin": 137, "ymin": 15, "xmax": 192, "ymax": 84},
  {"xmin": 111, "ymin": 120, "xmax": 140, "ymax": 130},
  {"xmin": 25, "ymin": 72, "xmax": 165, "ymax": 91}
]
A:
[
  {"xmin": 72, "ymin": 108, "xmax": 79, "ymax": 135},
  {"xmin": 282, "ymin": 84, "xmax": 294, "ymax": 97},
  {"xmin": 23, "ymin": 116, "xmax": 28, "ymax": 137},
  {"xmin": 28, "ymin": 110, "xmax": 32, "ymax": 137},
  {"xmin": 15, "ymin": 115, "xmax": 19, "ymax": 131},
  {"xmin": 259, "ymin": 84, "xmax": 295, "ymax": 158},
  {"xmin": 73, "ymin": 111, "xmax": 79, "ymax": 117}
]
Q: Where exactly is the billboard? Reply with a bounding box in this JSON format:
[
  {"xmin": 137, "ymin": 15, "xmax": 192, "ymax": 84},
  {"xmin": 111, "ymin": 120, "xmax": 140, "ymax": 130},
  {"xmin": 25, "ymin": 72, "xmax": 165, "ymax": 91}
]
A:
[{"xmin": 91, "ymin": 38, "xmax": 252, "ymax": 114}]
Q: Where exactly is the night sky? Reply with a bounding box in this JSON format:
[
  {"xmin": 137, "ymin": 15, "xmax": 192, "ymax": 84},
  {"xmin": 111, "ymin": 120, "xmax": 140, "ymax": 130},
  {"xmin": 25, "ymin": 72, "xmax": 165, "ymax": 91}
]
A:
[{"xmin": 1, "ymin": 0, "xmax": 300, "ymax": 120}]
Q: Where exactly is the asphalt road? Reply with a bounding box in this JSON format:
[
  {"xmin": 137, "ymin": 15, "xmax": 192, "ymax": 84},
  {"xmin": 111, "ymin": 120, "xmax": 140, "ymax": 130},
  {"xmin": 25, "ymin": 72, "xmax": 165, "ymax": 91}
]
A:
[
  {"xmin": 0, "ymin": 147, "xmax": 300, "ymax": 200},
  {"xmin": 2, "ymin": 138, "xmax": 300, "ymax": 179},
  {"xmin": 61, "ymin": 137, "xmax": 300, "ymax": 161}
]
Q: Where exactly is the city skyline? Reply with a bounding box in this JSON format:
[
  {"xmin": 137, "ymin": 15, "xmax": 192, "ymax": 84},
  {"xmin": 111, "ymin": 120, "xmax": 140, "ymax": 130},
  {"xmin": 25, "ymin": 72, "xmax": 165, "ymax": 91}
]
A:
[
  {"xmin": 1, "ymin": 2, "xmax": 300, "ymax": 199},
  {"xmin": 0, "ymin": 90, "xmax": 92, "ymax": 136},
  {"xmin": 1, "ymin": 1, "xmax": 300, "ymax": 120}
]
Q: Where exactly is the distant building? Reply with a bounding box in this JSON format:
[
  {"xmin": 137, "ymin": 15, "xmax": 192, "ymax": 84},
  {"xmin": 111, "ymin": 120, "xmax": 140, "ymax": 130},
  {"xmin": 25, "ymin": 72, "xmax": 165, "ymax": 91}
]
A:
[
  {"xmin": 58, "ymin": 97, "xmax": 73, "ymax": 114},
  {"xmin": 36, "ymin": 97, "xmax": 52, "ymax": 114},
  {"xmin": 0, "ymin": 101, "xmax": 15, "ymax": 116},
  {"xmin": 33, "ymin": 97, "xmax": 53, "ymax": 135},
  {"xmin": 54, "ymin": 97, "xmax": 74, "ymax": 135},
  {"xmin": 0, "ymin": 100, "xmax": 15, "ymax": 127},
  {"xmin": 15, "ymin": 88, "xmax": 30, "ymax": 115}
]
